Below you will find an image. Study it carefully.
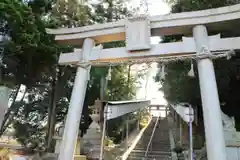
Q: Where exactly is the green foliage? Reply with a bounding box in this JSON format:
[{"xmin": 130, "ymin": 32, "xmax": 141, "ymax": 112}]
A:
[
  {"xmin": 89, "ymin": 0, "xmax": 130, "ymax": 23},
  {"xmin": 50, "ymin": 0, "xmax": 90, "ymax": 27},
  {"xmin": 172, "ymin": 144, "xmax": 184, "ymax": 154},
  {"xmin": 107, "ymin": 112, "xmax": 139, "ymax": 144},
  {"xmin": 0, "ymin": 0, "xmax": 66, "ymax": 87},
  {"xmin": 162, "ymin": 61, "xmax": 201, "ymax": 105},
  {"xmin": 165, "ymin": 0, "xmax": 240, "ymax": 13},
  {"xmin": 107, "ymin": 65, "xmax": 136, "ymax": 101},
  {"xmin": 139, "ymin": 109, "xmax": 150, "ymax": 129},
  {"xmin": 104, "ymin": 137, "xmax": 114, "ymax": 147}
]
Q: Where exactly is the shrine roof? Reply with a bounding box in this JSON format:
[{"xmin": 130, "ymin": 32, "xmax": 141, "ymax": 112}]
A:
[{"xmin": 46, "ymin": 4, "xmax": 240, "ymax": 45}]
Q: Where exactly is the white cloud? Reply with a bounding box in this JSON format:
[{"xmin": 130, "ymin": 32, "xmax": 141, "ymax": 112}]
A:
[
  {"xmin": 147, "ymin": 0, "xmax": 170, "ymax": 16},
  {"xmin": 129, "ymin": 0, "xmax": 170, "ymax": 15}
]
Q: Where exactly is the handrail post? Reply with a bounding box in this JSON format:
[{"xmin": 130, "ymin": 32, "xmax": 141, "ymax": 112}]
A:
[
  {"xmin": 100, "ymin": 104, "xmax": 108, "ymax": 160},
  {"xmin": 144, "ymin": 116, "xmax": 160, "ymax": 158}
]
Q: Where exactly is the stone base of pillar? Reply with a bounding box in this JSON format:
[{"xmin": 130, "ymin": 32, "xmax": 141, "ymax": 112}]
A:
[
  {"xmin": 224, "ymin": 131, "xmax": 240, "ymax": 160},
  {"xmin": 75, "ymin": 137, "xmax": 81, "ymax": 155},
  {"xmin": 74, "ymin": 155, "xmax": 87, "ymax": 160},
  {"xmin": 224, "ymin": 131, "xmax": 240, "ymax": 147}
]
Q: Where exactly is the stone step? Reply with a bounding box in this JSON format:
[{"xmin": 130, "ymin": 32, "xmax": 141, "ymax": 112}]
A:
[
  {"xmin": 127, "ymin": 118, "xmax": 172, "ymax": 160},
  {"xmin": 134, "ymin": 146, "xmax": 170, "ymax": 150},
  {"xmin": 149, "ymin": 147, "xmax": 171, "ymax": 150},
  {"xmin": 128, "ymin": 154, "xmax": 171, "ymax": 160},
  {"xmin": 41, "ymin": 153, "xmax": 58, "ymax": 160},
  {"xmin": 131, "ymin": 150, "xmax": 171, "ymax": 155},
  {"xmin": 127, "ymin": 156, "xmax": 151, "ymax": 160},
  {"xmin": 128, "ymin": 155, "xmax": 171, "ymax": 159},
  {"xmin": 150, "ymin": 142, "xmax": 170, "ymax": 144},
  {"xmin": 151, "ymin": 144, "xmax": 170, "ymax": 147},
  {"xmin": 151, "ymin": 141, "xmax": 170, "ymax": 144}
]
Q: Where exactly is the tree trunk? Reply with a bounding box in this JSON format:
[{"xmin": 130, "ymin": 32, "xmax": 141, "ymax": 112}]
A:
[
  {"xmin": 0, "ymin": 66, "xmax": 2, "ymax": 84},
  {"xmin": 100, "ymin": 76, "xmax": 106, "ymax": 101},
  {"xmin": 127, "ymin": 65, "xmax": 131, "ymax": 84},
  {"xmin": 127, "ymin": 65, "xmax": 131, "ymax": 99},
  {"xmin": 46, "ymin": 68, "xmax": 61, "ymax": 152}
]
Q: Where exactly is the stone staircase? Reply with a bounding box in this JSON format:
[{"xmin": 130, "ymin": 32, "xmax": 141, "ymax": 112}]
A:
[{"xmin": 127, "ymin": 117, "xmax": 171, "ymax": 160}]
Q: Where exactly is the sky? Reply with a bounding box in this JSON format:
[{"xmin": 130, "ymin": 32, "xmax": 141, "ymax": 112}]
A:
[
  {"xmin": 130, "ymin": 0, "xmax": 170, "ymax": 106},
  {"xmin": 130, "ymin": 0, "xmax": 170, "ymax": 16}
]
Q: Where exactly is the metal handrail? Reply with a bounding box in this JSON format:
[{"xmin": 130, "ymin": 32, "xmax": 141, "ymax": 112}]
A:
[{"xmin": 144, "ymin": 116, "xmax": 160, "ymax": 158}]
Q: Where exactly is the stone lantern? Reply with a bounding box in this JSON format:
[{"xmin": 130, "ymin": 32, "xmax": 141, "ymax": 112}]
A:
[{"xmin": 54, "ymin": 122, "xmax": 65, "ymax": 154}]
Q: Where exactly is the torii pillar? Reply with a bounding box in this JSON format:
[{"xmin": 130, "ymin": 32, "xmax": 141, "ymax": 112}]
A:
[
  {"xmin": 194, "ymin": 25, "xmax": 226, "ymax": 160},
  {"xmin": 58, "ymin": 38, "xmax": 94, "ymax": 160}
]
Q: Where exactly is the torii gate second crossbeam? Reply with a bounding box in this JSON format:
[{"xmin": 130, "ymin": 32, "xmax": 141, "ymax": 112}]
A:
[{"xmin": 46, "ymin": 4, "xmax": 240, "ymax": 160}]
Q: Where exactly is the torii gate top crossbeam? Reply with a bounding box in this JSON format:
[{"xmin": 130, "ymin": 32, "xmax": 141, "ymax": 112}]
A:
[{"xmin": 47, "ymin": 4, "xmax": 240, "ymax": 45}]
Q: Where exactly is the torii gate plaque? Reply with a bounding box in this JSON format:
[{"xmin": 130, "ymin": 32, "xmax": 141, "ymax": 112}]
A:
[{"xmin": 47, "ymin": 4, "xmax": 240, "ymax": 160}]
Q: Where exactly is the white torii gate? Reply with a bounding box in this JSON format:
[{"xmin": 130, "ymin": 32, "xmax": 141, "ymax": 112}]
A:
[{"xmin": 47, "ymin": 4, "xmax": 240, "ymax": 160}]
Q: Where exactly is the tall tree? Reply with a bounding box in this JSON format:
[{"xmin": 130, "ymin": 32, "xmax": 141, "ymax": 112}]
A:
[
  {"xmin": 0, "ymin": 0, "xmax": 138, "ymax": 151},
  {"xmin": 165, "ymin": 0, "xmax": 240, "ymax": 13}
]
